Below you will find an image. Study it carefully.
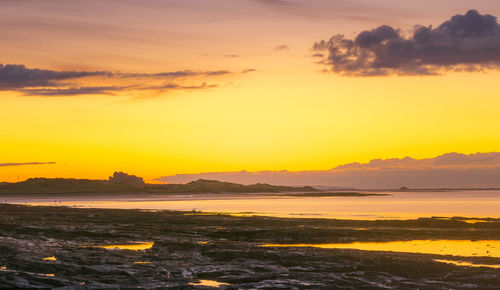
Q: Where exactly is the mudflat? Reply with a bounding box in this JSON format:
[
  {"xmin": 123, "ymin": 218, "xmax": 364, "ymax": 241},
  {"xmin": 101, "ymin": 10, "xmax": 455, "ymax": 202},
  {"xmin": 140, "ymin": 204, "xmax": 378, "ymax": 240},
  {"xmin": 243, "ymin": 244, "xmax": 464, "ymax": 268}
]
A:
[{"xmin": 1, "ymin": 204, "xmax": 500, "ymax": 288}]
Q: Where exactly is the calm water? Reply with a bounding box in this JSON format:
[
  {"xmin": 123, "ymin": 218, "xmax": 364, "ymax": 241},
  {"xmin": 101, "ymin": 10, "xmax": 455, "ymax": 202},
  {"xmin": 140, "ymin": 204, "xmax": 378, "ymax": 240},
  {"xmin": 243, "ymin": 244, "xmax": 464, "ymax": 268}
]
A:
[
  {"xmin": 262, "ymin": 240, "xmax": 500, "ymax": 269},
  {"xmin": 263, "ymin": 240, "xmax": 500, "ymax": 258},
  {"xmin": 7, "ymin": 189, "xmax": 500, "ymax": 219}
]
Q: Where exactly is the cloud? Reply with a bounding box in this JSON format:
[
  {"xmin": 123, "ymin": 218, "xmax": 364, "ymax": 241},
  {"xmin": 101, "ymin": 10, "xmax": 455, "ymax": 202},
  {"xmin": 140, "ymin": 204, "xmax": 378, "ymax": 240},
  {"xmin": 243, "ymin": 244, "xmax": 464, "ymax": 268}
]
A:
[
  {"xmin": 0, "ymin": 63, "xmax": 249, "ymax": 97},
  {"xmin": 123, "ymin": 70, "xmax": 233, "ymax": 79},
  {"xmin": 20, "ymin": 86, "xmax": 126, "ymax": 96},
  {"xmin": 241, "ymin": 68, "xmax": 257, "ymax": 74},
  {"xmin": 0, "ymin": 64, "xmax": 109, "ymax": 89},
  {"xmin": 333, "ymin": 152, "xmax": 500, "ymax": 170},
  {"xmin": 253, "ymin": 0, "xmax": 294, "ymax": 7},
  {"xmin": 156, "ymin": 152, "xmax": 500, "ymax": 188},
  {"xmin": 149, "ymin": 82, "xmax": 218, "ymax": 91},
  {"xmin": 313, "ymin": 10, "xmax": 500, "ymax": 76},
  {"xmin": 0, "ymin": 162, "xmax": 55, "ymax": 167},
  {"xmin": 274, "ymin": 44, "xmax": 290, "ymax": 51}
]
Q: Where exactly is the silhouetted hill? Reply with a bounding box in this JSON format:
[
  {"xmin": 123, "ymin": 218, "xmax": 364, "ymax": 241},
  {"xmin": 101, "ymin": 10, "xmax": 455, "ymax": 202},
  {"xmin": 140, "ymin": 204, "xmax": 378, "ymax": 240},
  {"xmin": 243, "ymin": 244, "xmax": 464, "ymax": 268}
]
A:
[
  {"xmin": 0, "ymin": 178, "xmax": 316, "ymax": 195},
  {"xmin": 0, "ymin": 178, "xmax": 143, "ymax": 195},
  {"xmin": 146, "ymin": 179, "xmax": 316, "ymax": 194}
]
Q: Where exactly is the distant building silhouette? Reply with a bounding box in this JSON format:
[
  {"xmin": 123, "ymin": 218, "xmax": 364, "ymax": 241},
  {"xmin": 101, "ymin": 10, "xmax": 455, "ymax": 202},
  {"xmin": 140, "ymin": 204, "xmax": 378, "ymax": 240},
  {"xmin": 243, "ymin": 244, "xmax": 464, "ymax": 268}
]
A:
[{"xmin": 109, "ymin": 171, "xmax": 145, "ymax": 186}]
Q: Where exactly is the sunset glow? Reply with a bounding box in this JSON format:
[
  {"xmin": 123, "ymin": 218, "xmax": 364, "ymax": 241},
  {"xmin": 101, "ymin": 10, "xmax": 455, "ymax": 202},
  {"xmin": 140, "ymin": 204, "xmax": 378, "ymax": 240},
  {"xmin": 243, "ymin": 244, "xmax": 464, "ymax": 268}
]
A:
[{"xmin": 1, "ymin": 1, "xmax": 500, "ymax": 184}]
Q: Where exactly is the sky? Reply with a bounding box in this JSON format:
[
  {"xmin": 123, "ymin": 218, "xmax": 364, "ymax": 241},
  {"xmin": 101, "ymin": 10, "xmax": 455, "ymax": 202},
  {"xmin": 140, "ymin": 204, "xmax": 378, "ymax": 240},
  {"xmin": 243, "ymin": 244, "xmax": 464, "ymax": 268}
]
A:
[{"xmin": 1, "ymin": 0, "xmax": 500, "ymax": 185}]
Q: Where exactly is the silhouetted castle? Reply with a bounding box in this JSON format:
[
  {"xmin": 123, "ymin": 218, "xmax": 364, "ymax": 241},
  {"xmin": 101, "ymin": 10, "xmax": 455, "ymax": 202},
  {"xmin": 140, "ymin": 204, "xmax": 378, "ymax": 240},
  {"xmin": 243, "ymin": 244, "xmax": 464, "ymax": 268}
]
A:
[{"xmin": 109, "ymin": 171, "xmax": 145, "ymax": 186}]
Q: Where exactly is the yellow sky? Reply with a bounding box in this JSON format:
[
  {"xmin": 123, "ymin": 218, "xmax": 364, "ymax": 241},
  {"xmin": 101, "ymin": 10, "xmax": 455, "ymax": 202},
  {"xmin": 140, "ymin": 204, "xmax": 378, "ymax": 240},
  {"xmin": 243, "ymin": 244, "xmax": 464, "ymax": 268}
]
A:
[{"xmin": 1, "ymin": 1, "xmax": 500, "ymax": 182}]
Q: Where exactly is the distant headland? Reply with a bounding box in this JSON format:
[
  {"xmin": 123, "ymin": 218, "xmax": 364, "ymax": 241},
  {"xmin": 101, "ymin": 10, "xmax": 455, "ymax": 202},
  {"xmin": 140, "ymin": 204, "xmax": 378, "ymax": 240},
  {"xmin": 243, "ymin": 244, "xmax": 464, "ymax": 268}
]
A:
[{"xmin": 0, "ymin": 171, "xmax": 317, "ymax": 196}]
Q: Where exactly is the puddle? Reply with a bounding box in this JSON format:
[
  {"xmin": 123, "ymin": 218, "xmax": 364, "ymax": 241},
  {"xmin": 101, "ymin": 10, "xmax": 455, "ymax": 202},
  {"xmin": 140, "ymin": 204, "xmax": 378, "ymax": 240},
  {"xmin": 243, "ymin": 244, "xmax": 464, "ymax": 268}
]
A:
[
  {"xmin": 461, "ymin": 219, "xmax": 490, "ymax": 224},
  {"xmin": 436, "ymin": 217, "xmax": 491, "ymax": 224},
  {"xmin": 262, "ymin": 240, "xmax": 500, "ymax": 258},
  {"xmin": 0, "ymin": 266, "xmax": 55, "ymax": 277},
  {"xmin": 96, "ymin": 242, "xmax": 154, "ymax": 251},
  {"xmin": 43, "ymin": 256, "xmax": 57, "ymax": 261},
  {"xmin": 189, "ymin": 280, "xmax": 231, "ymax": 287},
  {"xmin": 434, "ymin": 259, "xmax": 500, "ymax": 269}
]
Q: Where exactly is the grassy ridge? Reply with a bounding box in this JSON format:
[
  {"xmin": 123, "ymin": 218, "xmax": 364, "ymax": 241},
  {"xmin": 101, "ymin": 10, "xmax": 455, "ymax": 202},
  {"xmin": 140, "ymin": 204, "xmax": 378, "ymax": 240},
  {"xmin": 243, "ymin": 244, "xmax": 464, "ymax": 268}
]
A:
[{"xmin": 0, "ymin": 178, "xmax": 316, "ymax": 195}]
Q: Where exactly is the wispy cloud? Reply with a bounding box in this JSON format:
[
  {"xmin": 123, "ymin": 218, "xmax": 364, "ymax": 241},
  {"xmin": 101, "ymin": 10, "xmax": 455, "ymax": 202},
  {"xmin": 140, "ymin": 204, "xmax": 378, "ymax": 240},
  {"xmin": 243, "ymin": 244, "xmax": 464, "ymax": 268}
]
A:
[
  {"xmin": 0, "ymin": 162, "xmax": 56, "ymax": 167},
  {"xmin": 253, "ymin": 0, "xmax": 294, "ymax": 7},
  {"xmin": 274, "ymin": 44, "xmax": 290, "ymax": 51},
  {"xmin": 20, "ymin": 86, "xmax": 127, "ymax": 97},
  {"xmin": 0, "ymin": 63, "xmax": 251, "ymax": 98},
  {"xmin": 0, "ymin": 64, "xmax": 109, "ymax": 89},
  {"xmin": 313, "ymin": 10, "xmax": 500, "ymax": 76}
]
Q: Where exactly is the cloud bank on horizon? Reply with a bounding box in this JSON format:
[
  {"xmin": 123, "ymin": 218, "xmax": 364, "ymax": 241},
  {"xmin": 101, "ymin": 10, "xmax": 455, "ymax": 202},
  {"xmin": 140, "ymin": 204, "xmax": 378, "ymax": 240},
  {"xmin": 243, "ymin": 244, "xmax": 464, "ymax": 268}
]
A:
[
  {"xmin": 157, "ymin": 152, "xmax": 500, "ymax": 189},
  {"xmin": 313, "ymin": 10, "xmax": 500, "ymax": 76}
]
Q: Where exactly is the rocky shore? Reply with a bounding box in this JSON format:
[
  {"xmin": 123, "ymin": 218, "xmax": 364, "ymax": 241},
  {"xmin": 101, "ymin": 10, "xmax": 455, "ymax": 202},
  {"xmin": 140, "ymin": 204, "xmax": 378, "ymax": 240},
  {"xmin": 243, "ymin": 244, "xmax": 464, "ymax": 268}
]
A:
[{"xmin": 1, "ymin": 204, "xmax": 500, "ymax": 289}]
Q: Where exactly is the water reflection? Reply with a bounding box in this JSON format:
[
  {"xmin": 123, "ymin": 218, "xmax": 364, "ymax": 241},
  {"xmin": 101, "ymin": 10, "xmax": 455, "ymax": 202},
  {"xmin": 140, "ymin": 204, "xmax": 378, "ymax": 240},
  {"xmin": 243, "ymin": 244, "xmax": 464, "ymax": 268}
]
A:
[
  {"xmin": 434, "ymin": 259, "xmax": 500, "ymax": 269},
  {"xmin": 97, "ymin": 242, "xmax": 154, "ymax": 251},
  {"xmin": 43, "ymin": 256, "xmax": 57, "ymax": 261},
  {"xmin": 17, "ymin": 189, "xmax": 500, "ymax": 220},
  {"xmin": 133, "ymin": 261, "xmax": 152, "ymax": 264},
  {"xmin": 0, "ymin": 266, "xmax": 55, "ymax": 278},
  {"xmin": 189, "ymin": 280, "xmax": 230, "ymax": 287},
  {"xmin": 263, "ymin": 240, "xmax": 500, "ymax": 258}
]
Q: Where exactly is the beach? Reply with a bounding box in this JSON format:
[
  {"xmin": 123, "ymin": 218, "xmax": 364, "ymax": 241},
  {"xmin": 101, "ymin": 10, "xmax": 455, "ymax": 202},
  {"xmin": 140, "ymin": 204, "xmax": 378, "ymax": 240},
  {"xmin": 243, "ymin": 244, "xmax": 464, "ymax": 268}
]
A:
[{"xmin": 1, "ymin": 203, "xmax": 500, "ymax": 288}]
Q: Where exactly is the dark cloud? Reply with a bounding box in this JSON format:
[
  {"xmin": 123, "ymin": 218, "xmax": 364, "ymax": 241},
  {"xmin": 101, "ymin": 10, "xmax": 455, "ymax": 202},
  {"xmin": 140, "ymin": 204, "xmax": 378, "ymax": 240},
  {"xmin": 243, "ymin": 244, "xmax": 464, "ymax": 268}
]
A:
[
  {"xmin": 20, "ymin": 86, "xmax": 126, "ymax": 97},
  {"xmin": 0, "ymin": 64, "xmax": 109, "ymax": 89},
  {"xmin": 123, "ymin": 70, "xmax": 232, "ymax": 79},
  {"xmin": 21, "ymin": 83, "xmax": 219, "ymax": 97},
  {"xmin": 0, "ymin": 162, "xmax": 55, "ymax": 167},
  {"xmin": 313, "ymin": 10, "xmax": 500, "ymax": 76},
  {"xmin": 274, "ymin": 44, "xmax": 290, "ymax": 51},
  {"xmin": 152, "ymin": 82, "xmax": 218, "ymax": 90},
  {"xmin": 0, "ymin": 63, "xmax": 250, "ymax": 97}
]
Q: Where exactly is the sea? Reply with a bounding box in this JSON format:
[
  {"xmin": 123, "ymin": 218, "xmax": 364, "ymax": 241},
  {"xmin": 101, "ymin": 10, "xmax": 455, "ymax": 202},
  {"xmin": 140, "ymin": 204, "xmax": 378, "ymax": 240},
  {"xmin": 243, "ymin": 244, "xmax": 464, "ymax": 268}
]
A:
[{"xmin": 5, "ymin": 189, "xmax": 500, "ymax": 220}]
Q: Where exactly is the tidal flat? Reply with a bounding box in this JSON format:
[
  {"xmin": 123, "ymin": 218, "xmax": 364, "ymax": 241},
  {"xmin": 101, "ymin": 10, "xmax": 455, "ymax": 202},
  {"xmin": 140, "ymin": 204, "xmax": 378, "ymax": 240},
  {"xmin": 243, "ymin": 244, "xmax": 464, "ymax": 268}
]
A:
[{"xmin": 1, "ymin": 204, "xmax": 500, "ymax": 288}]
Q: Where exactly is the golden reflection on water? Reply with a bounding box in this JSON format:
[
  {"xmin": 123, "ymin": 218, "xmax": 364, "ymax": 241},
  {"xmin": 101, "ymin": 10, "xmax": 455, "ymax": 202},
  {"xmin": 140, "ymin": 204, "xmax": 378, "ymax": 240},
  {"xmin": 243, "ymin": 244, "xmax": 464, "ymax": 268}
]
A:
[
  {"xmin": 44, "ymin": 274, "xmax": 55, "ymax": 277},
  {"xmin": 462, "ymin": 219, "xmax": 490, "ymax": 224},
  {"xmin": 98, "ymin": 242, "xmax": 154, "ymax": 251},
  {"xmin": 188, "ymin": 280, "xmax": 231, "ymax": 287},
  {"xmin": 21, "ymin": 190, "xmax": 500, "ymax": 220},
  {"xmin": 0, "ymin": 266, "xmax": 6, "ymax": 270},
  {"xmin": 434, "ymin": 259, "xmax": 500, "ymax": 269},
  {"xmin": 436, "ymin": 217, "xmax": 490, "ymax": 224},
  {"xmin": 43, "ymin": 256, "xmax": 57, "ymax": 261},
  {"xmin": 263, "ymin": 240, "xmax": 500, "ymax": 258},
  {"xmin": 133, "ymin": 261, "xmax": 152, "ymax": 264}
]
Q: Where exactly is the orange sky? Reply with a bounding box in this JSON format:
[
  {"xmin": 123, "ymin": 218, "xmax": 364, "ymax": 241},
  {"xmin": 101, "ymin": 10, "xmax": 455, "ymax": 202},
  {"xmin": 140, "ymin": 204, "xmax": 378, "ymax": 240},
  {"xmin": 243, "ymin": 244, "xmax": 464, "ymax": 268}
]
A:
[{"xmin": 1, "ymin": 0, "xmax": 500, "ymax": 182}]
